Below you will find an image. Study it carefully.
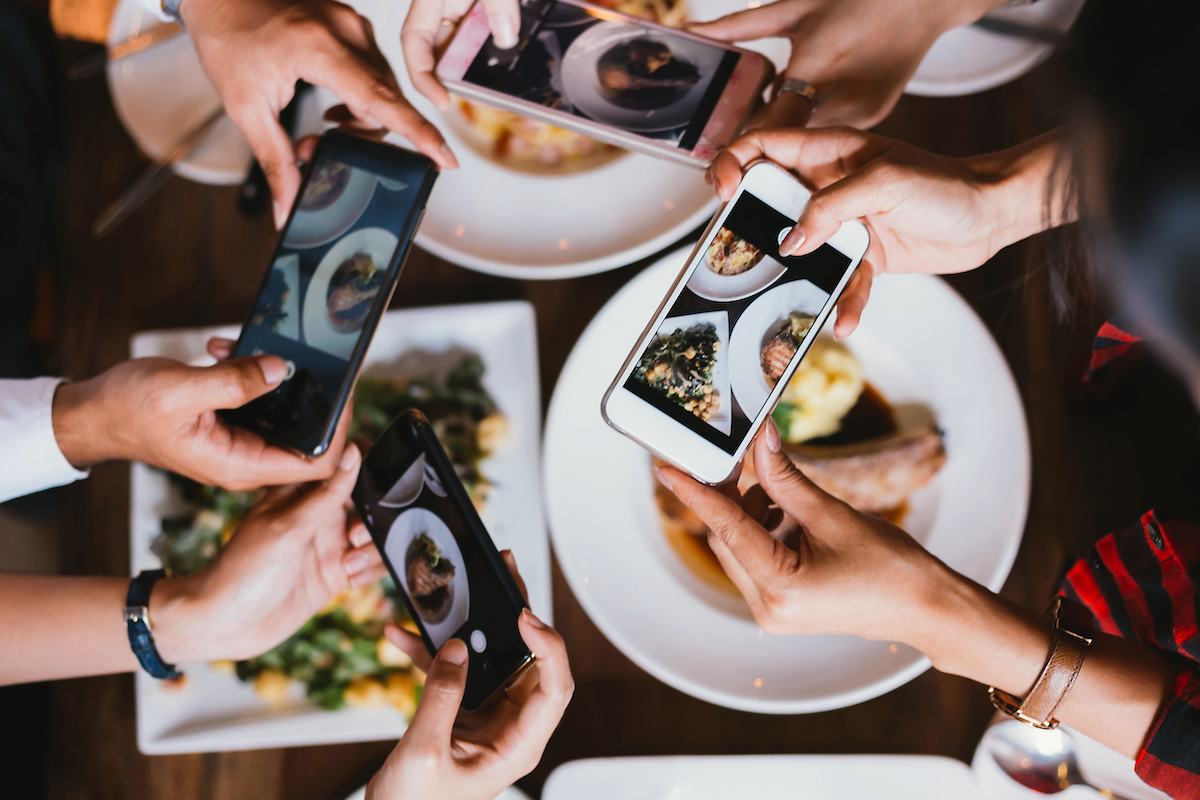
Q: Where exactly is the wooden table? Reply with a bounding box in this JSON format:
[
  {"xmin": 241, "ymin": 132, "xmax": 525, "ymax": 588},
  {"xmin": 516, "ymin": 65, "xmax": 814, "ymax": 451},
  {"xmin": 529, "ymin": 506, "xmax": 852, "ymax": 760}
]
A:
[{"xmin": 43, "ymin": 38, "xmax": 1200, "ymax": 800}]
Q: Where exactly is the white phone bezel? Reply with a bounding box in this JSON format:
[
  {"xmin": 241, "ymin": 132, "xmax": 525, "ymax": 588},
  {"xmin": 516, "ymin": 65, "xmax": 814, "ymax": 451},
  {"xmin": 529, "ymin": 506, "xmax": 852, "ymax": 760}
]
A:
[{"xmin": 601, "ymin": 162, "xmax": 870, "ymax": 484}]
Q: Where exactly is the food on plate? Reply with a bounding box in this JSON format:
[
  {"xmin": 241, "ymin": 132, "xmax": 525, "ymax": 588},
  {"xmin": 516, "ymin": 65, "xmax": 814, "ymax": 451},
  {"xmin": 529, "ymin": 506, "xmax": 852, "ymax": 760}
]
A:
[
  {"xmin": 453, "ymin": 98, "xmax": 622, "ymax": 171},
  {"xmin": 405, "ymin": 533, "xmax": 457, "ymax": 624},
  {"xmin": 150, "ymin": 353, "xmax": 506, "ymax": 712},
  {"xmin": 770, "ymin": 336, "xmax": 863, "ymax": 443},
  {"xmin": 299, "ymin": 160, "xmax": 352, "ymax": 212},
  {"xmin": 596, "ymin": 0, "xmax": 688, "ymax": 25},
  {"xmin": 326, "ymin": 252, "xmax": 384, "ymax": 333},
  {"xmin": 596, "ymin": 39, "xmax": 700, "ymax": 110},
  {"xmin": 250, "ymin": 266, "xmax": 291, "ymax": 333},
  {"xmin": 654, "ymin": 339, "xmax": 947, "ymax": 597},
  {"xmin": 633, "ymin": 323, "xmax": 721, "ymax": 421},
  {"xmin": 786, "ymin": 425, "xmax": 947, "ymax": 514},
  {"xmin": 705, "ymin": 226, "xmax": 764, "ymax": 276},
  {"xmin": 760, "ymin": 312, "xmax": 816, "ymax": 382}
]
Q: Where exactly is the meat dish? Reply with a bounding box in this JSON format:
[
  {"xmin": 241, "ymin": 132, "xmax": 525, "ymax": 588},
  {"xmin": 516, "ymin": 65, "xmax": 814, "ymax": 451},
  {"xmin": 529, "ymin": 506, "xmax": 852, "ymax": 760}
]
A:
[
  {"xmin": 405, "ymin": 533, "xmax": 456, "ymax": 624},
  {"xmin": 633, "ymin": 323, "xmax": 721, "ymax": 421},
  {"xmin": 300, "ymin": 160, "xmax": 352, "ymax": 212},
  {"xmin": 326, "ymin": 252, "xmax": 383, "ymax": 333},
  {"xmin": 596, "ymin": 39, "xmax": 700, "ymax": 110},
  {"xmin": 760, "ymin": 312, "xmax": 816, "ymax": 383},
  {"xmin": 705, "ymin": 226, "xmax": 764, "ymax": 276}
]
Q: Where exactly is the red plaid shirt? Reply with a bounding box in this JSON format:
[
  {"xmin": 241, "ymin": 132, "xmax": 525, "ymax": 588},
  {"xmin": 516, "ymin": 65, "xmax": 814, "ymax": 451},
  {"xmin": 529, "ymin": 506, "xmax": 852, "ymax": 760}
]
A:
[{"xmin": 1058, "ymin": 321, "xmax": 1200, "ymax": 797}]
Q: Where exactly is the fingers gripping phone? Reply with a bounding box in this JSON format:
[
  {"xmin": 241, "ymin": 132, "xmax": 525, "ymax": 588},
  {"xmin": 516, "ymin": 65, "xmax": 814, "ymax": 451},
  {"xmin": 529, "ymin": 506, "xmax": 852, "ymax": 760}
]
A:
[
  {"xmin": 435, "ymin": 0, "xmax": 772, "ymax": 167},
  {"xmin": 220, "ymin": 130, "xmax": 438, "ymax": 457},
  {"xmin": 352, "ymin": 410, "xmax": 534, "ymax": 712},
  {"xmin": 602, "ymin": 161, "xmax": 870, "ymax": 484}
]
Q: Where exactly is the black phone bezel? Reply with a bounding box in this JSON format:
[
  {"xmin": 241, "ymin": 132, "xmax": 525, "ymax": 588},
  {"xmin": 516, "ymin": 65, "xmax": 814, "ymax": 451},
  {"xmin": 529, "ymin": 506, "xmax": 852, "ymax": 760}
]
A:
[
  {"xmin": 352, "ymin": 410, "xmax": 535, "ymax": 712},
  {"xmin": 219, "ymin": 130, "xmax": 439, "ymax": 457}
]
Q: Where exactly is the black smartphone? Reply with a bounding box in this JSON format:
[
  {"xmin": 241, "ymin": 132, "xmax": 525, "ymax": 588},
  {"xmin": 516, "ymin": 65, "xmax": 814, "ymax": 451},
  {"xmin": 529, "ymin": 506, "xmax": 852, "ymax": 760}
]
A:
[
  {"xmin": 220, "ymin": 130, "xmax": 438, "ymax": 457},
  {"xmin": 352, "ymin": 410, "xmax": 535, "ymax": 711}
]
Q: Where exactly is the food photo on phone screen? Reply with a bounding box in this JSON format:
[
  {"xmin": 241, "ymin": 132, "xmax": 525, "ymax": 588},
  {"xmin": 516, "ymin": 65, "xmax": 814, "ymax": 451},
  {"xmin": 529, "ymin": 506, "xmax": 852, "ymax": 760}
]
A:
[
  {"xmin": 237, "ymin": 154, "xmax": 415, "ymax": 436},
  {"xmin": 624, "ymin": 192, "xmax": 853, "ymax": 454},
  {"xmin": 459, "ymin": 0, "xmax": 741, "ymax": 148}
]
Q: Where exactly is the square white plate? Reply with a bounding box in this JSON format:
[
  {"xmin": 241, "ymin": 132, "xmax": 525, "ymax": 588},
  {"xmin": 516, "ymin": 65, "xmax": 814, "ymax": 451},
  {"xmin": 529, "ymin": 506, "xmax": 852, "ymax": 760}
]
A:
[
  {"xmin": 542, "ymin": 754, "xmax": 983, "ymax": 799},
  {"xmin": 129, "ymin": 301, "xmax": 550, "ymax": 754}
]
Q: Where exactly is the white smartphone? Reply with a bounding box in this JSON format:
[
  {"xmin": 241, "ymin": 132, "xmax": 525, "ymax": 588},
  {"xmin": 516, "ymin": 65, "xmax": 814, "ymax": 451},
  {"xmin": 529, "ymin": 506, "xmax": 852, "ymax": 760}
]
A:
[
  {"xmin": 434, "ymin": 0, "xmax": 772, "ymax": 167},
  {"xmin": 602, "ymin": 161, "xmax": 870, "ymax": 484}
]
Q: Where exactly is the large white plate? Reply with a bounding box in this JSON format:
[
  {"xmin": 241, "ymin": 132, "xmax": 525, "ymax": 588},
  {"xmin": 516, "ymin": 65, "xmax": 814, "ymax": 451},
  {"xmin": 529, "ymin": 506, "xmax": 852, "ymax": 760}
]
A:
[
  {"xmin": 543, "ymin": 754, "xmax": 983, "ymax": 799},
  {"xmin": 129, "ymin": 301, "xmax": 551, "ymax": 753},
  {"xmin": 543, "ymin": 248, "xmax": 1030, "ymax": 713},
  {"xmin": 906, "ymin": 0, "xmax": 1087, "ymax": 97}
]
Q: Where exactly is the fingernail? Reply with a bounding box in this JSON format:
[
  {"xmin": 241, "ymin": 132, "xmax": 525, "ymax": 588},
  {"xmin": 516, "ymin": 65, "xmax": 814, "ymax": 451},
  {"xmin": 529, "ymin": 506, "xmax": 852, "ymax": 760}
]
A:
[
  {"xmin": 344, "ymin": 550, "xmax": 369, "ymax": 573},
  {"xmin": 439, "ymin": 143, "xmax": 458, "ymax": 170},
  {"xmin": 491, "ymin": 14, "xmax": 519, "ymax": 49},
  {"xmin": 439, "ymin": 638, "xmax": 468, "ymax": 666},
  {"xmin": 764, "ymin": 418, "xmax": 782, "ymax": 453},
  {"xmin": 653, "ymin": 465, "xmax": 673, "ymax": 491},
  {"xmin": 350, "ymin": 524, "xmax": 372, "ymax": 547},
  {"xmin": 780, "ymin": 228, "xmax": 806, "ymax": 257},
  {"xmin": 339, "ymin": 444, "xmax": 360, "ymax": 471},
  {"xmin": 257, "ymin": 356, "xmax": 288, "ymax": 384},
  {"xmin": 522, "ymin": 608, "xmax": 548, "ymax": 629},
  {"xmin": 272, "ymin": 201, "xmax": 284, "ymax": 230}
]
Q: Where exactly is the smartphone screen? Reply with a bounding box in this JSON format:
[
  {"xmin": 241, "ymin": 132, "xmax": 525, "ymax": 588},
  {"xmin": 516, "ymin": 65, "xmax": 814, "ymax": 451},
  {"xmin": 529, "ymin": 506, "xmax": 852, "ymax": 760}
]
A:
[
  {"xmin": 623, "ymin": 191, "xmax": 854, "ymax": 454},
  {"xmin": 354, "ymin": 414, "xmax": 532, "ymax": 710},
  {"xmin": 457, "ymin": 0, "xmax": 742, "ymax": 153},
  {"xmin": 224, "ymin": 132, "xmax": 436, "ymax": 456}
]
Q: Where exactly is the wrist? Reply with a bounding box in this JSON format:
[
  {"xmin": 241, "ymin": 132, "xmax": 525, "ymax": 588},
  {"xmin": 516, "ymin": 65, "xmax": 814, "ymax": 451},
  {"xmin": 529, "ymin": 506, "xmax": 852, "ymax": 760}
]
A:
[
  {"xmin": 969, "ymin": 129, "xmax": 1072, "ymax": 252},
  {"xmin": 51, "ymin": 379, "xmax": 113, "ymax": 469},
  {"xmin": 148, "ymin": 574, "xmax": 205, "ymax": 664}
]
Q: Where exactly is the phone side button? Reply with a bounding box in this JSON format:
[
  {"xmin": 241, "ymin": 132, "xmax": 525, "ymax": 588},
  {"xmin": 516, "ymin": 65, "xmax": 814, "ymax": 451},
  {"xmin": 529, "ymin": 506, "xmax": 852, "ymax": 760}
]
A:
[{"xmin": 469, "ymin": 629, "xmax": 487, "ymax": 653}]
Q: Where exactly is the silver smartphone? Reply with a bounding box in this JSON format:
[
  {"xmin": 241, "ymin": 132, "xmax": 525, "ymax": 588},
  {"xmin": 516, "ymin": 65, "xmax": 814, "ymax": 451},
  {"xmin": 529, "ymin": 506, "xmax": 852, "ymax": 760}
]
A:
[{"xmin": 435, "ymin": 0, "xmax": 772, "ymax": 167}]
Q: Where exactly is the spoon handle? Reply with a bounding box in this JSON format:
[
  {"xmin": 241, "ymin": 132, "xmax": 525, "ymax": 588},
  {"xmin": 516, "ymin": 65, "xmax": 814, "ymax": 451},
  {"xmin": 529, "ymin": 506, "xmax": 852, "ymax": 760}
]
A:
[{"xmin": 1086, "ymin": 784, "xmax": 1139, "ymax": 800}]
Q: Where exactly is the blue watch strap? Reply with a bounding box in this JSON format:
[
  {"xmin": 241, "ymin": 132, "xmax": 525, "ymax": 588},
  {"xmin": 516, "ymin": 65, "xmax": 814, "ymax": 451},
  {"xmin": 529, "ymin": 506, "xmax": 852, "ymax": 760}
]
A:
[
  {"xmin": 125, "ymin": 569, "xmax": 183, "ymax": 680},
  {"xmin": 160, "ymin": 0, "xmax": 184, "ymax": 23}
]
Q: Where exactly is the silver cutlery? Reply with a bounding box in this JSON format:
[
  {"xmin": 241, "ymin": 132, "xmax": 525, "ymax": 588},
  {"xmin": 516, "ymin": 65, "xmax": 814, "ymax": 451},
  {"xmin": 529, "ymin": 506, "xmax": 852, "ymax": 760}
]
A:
[
  {"xmin": 983, "ymin": 720, "xmax": 1136, "ymax": 800},
  {"xmin": 92, "ymin": 107, "xmax": 225, "ymax": 239},
  {"xmin": 972, "ymin": 16, "xmax": 1066, "ymax": 45}
]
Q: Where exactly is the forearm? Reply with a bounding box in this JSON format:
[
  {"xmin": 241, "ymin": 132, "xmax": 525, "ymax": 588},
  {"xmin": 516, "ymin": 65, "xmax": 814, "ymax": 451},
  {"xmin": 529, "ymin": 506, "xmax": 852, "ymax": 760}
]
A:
[
  {"xmin": 914, "ymin": 566, "xmax": 1177, "ymax": 758},
  {"xmin": 0, "ymin": 573, "xmax": 200, "ymax": 685},
  {"xmin": 971, "ymin": 128, "xmax": 1079, "ymax": 251}
]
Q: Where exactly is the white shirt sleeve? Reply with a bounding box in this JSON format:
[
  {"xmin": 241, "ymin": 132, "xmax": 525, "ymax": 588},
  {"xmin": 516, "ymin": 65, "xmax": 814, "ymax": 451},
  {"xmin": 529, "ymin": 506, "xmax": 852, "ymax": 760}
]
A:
[
  {"xmin": 129, "ymin": 0, "xmax": 173, "ymax": 23},
  {"xmin": 0, "ymin": 378, "xmax": 90, "ymax": 503}
]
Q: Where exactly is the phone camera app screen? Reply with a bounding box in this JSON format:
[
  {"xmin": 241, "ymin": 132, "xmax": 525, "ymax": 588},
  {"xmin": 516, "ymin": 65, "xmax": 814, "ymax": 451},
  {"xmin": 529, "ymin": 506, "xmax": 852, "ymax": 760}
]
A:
[
  {"xmin": 361, "ymin": 441, "xmax": 524, "ymax": 668},
  {"xmin": 236, "ymin": 147, "xmax": 422, "ymax": 450},
  {"xmin": 461, "ymin": 0, "xmax": 740, "ymax": 150},
  {"xmin": 624, "ymin": 192, "xmax": 852, "ymax": 453}
]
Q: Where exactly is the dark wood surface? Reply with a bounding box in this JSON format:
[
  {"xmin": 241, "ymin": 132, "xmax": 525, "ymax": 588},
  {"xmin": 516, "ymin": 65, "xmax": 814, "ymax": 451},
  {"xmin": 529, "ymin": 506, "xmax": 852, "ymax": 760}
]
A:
[{"xmin": 40, "ymin": 39, "xmax": 1196, "ymax": 800}]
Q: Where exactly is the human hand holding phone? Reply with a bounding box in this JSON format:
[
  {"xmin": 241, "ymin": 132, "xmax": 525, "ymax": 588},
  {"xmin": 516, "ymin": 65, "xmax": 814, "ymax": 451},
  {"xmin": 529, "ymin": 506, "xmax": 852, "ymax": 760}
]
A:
[
  {"xmin": 51, "ymin": 338, "xmax": 350, "ymax": 491},
  {"xmin": 367, "ymin": 553, "xmax": 573, "ymax": 800},
  {"xmin": 709, "ymin": 128, "xmax": 1072, "ymax": 338},
  {"xmin": 403, "ymin": 0, "xmax": 522, "ymax": 111}
]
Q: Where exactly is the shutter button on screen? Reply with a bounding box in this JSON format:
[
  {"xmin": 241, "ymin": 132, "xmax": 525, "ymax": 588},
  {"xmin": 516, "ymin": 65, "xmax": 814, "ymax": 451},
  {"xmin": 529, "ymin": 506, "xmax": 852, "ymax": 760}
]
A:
[{"xmin": 470, "ymin": 629, "xmax": 487, "ymax": 653}]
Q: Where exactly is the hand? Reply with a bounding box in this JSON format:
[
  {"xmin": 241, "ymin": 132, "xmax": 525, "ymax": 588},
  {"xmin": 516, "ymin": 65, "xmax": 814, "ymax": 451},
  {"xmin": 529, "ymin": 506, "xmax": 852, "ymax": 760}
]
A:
[
  {"xmin": 689, "ymin": 0, "xmax": 1002, "ymax": 129},
  {"xmin": 151, "ymin": 444, "xmax": 387, "ymax": 663},
  {"xmin": 710, "ymin": 128, "xmax": 1060, "ymax": 338},
  {"xmin": 179, "ymin": 0, "xmax": 457, "ymax": 229},
  {"xmin": 367, "ymin": 553, "xmax": 573, "ymax": 800},
  {"xmin": 52, "ymin": 337, "xmax": 350, "ymax": 490},
  {"xmin": 402, "ymin": 0, "xmax": 520, "ymax": 111},
  {"xmin": 655, "ymin": 420, "xmax": 950, "ymax": 643}
]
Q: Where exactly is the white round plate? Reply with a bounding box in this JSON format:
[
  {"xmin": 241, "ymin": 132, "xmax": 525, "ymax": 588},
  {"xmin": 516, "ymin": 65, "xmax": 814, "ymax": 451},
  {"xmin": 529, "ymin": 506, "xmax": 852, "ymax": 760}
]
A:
[
  {"xmin": 543, "ymin": 248, "xmax": 1030, "ymax": 713},
  {"xmin": 384, "ymin": 507, "xmax": 471, "ymax": 645},
  {"xmin": 302, "ymin": 227, "xmax": 399, "ymax": 360},
  {"xmin": 726, "ymin": 278, "xmax": 829, "ymax": 415},
  {"xmin": 906, "ymin": 0, "xmax": 1087, "ymax": 97},
  {"xmin": 560, "ymin": 23, "xmax": 723, "ymax": 132},
  {"xmin": 283, "ymin": 168, "xmax": 380, "ymax": 249},
  {"xmin": 106, "ymin": 0, "xmax": 250, "ymax": 184},
  {"xmin": 345, "ymin": 785, "xmax": 532, "ymax": 800},
  {"xmin": 689, "ymin": 249, "xmax": 786, "ymax": 303}
]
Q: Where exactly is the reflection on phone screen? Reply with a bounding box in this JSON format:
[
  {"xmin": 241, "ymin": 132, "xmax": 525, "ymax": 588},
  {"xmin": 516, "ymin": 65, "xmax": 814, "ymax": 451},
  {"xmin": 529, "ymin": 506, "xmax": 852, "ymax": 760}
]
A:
[
  {"xmin": 624, "ymin": 191, "xmax": 852, "ymax": 453},
  {"xmin": 461, "ymin": 0, "xmax": 740, "ymax": 150},
  {"xmin": 233, "ymin": 145, "xmax": 421, "ymax": 452}
]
